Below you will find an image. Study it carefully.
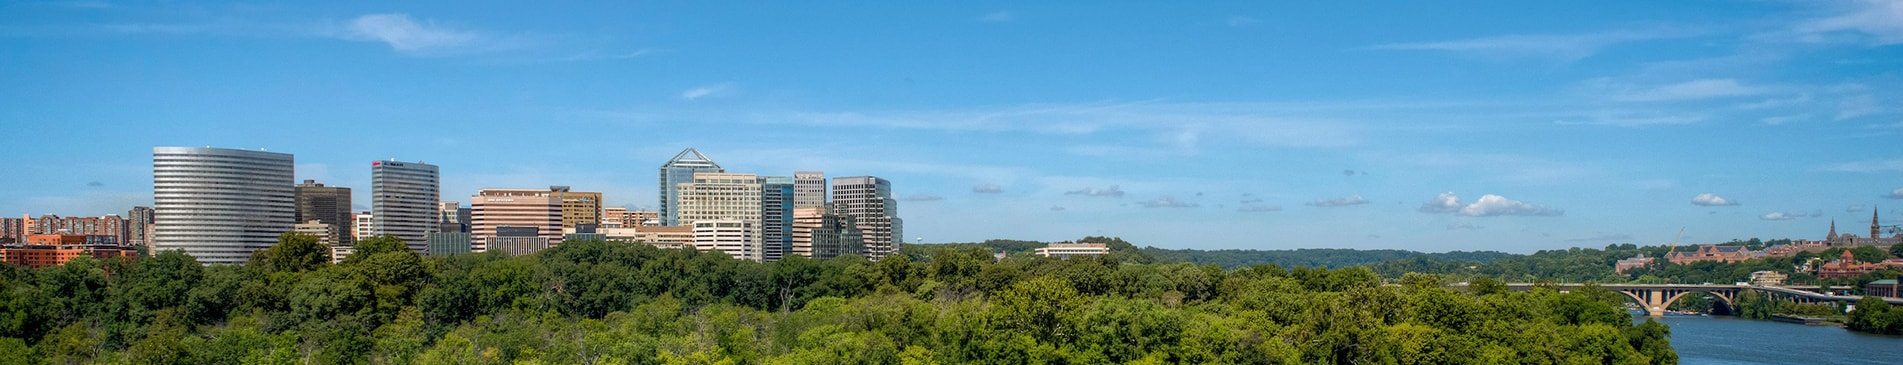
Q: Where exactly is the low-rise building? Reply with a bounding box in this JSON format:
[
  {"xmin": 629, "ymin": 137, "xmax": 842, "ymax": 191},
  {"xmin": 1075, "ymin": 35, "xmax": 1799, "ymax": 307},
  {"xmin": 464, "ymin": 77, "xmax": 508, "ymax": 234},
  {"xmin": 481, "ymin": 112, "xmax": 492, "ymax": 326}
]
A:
[
  {"xmin": 693, "ymin": 220, "xmax": 761, "ymax": 261},
  {"xmin": 294, "ymin": 221, "xmax": 340, "ymax": 246},
  {"xmin": 1749, "ymin": 270, "xmax": 1789, "ymax": 286},
  {"xmin": 0, "ymin": 234, "xmax": 138, "ymax": 268},
  {"xmin": 426, "ymin": 232, "xmax": 472, "ymax": 256},
  {"xmin": 1867, "ymin": 279, "xmax": 1900, "ymax": 298},
  {"xmin": 1665, "ymin": 245, "xmax": 1763, "ymax": 265},
  {"xmin": 1763, "ymin": 241, "xmax": 1831, "ymax": 257},
  {"xmin": 601, "ymin": 225, "xmax": 694, "ymax": 249},
  {"xmin": 1614, "ymin": 255, "xmax": 1656, "ymax": 274},
  {"xmin": 1035, "ymin": 242, "xmax": 1110, "ymax": 259},
  {"xmin": 1817, "ymin": 250, "xmax": 1903, "ymax": 279}
]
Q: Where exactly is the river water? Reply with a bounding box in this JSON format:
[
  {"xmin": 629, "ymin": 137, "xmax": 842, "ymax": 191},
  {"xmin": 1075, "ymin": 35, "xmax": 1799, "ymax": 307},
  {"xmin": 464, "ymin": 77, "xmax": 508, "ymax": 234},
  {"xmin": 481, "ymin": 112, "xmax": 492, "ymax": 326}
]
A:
[{"xmin": 1644, "ymin": 314, "xmax": 1903, "ymax": 364}]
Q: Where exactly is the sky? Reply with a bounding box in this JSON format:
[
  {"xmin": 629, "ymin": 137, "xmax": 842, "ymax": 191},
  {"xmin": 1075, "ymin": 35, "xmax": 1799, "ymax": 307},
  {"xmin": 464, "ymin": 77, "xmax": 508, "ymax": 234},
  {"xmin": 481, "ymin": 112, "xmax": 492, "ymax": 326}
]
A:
[{"xmin": 2, "ymin": 1, "xmax": 1901, "ymax": 253}]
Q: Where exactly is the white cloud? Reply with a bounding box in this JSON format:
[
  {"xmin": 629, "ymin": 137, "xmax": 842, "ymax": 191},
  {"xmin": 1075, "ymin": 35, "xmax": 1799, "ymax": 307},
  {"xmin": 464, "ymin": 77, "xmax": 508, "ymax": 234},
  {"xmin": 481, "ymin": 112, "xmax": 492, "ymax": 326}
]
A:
[
  {"xmin": 977, "ymin": 11, "xmax": 1014, "ymax": 23},
  {"xmin": 1822, "ymin": 159, "xmax": 1903, "ymax": 173},
  {"xmin": 1849, "ymin": 204, "xmax": 1869, "ymax": 212},
  {"xmin": 1050, "ymin": 205, "xmax": 1066, "ymax": 211},
  {"xmin": 1368, "ymin": 29, "xmax": 1692, "ymax": 60},
  {"xmin": 1064, "ymin": 185, "xmax": 1125, "ymax": 198},
  {"xmin": 1418, "ymin": 192, "xmax": 1461, "ymax": 213},
  {"xmin": 1307, "ymin": 195, "xmax": 1369, "ymax": 207},
  {"xmin": 972, "ymin": 183, "xmax": 1003, "ymax": 194},
  {"xmin": 1887, "ymin": 187, "xmax": 1903, "ymax": 199},
  {"xmin": 1138, "ymin": 196, "xmax": 1198, "ymax": 208},
  {"xmin": 1447, "ymin": 222, "xmax": 1485, "ymax": 230},
  {"xmin": 343, "ymin": 13, "xmax": 479, "ymax": 53},
  {"xmin": 1238, "ymin": 204, "xmax": 1282, "ymax": 213},
  {"xmin": 1609, "ymin": 79, "xmax": 1768, "ymax": 102},
  {"xmin": 1797, "ymin": 0, "xmax": 1903, "ymax": 45},
  {"xmin": 1690, "ymin": 193, "xmax": 1739, "ymax": 206},
  {"xmin": 1760, "ymin": 211, "xmax": 1819, "ymax": 221},
  {"xmin": 1419, "ymin": 192, "xmax": 1563, "ymax": 217},
  {"xmin": 681, "ymin": 83, "xmax": 734, "ymax": 100}
]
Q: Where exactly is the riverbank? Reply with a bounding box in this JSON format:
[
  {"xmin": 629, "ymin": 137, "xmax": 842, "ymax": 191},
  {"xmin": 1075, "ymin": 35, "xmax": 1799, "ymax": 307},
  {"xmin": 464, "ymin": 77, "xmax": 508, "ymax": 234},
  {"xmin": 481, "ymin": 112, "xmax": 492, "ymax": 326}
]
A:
[{"xmin": 1646, "ymin": 315, "xmax": 1903, "ymax": 364}]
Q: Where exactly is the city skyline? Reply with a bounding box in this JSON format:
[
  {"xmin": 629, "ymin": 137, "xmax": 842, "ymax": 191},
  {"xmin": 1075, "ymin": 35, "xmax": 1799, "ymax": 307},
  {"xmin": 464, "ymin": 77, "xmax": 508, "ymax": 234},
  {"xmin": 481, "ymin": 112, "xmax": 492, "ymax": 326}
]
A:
[{"xmin": 3, "ymin": 1, "xmax": 1902, "ymax": 252}]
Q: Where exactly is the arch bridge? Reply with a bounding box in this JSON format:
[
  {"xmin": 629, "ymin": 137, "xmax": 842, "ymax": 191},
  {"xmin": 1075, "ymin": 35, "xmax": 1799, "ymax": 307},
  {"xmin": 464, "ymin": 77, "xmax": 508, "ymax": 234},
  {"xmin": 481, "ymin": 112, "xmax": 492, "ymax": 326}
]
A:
[{"xmin": 1500, "ymin": 283, "xmax": 1903, "ymax": 317}]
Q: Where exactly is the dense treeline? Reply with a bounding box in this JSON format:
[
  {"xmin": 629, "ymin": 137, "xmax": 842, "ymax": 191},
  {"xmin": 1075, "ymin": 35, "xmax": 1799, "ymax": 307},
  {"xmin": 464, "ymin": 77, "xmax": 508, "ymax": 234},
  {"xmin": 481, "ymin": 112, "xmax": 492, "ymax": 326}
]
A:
[
  {"xmin": 1140, "ymin": 247, "xmax": 1512, "ymax": 269},
  {"xmin": 1848, "ymin": 296, "xmax": 1903, "ymax": 335},
  {"xmin": 0, "ymin": 234, "xmax": 1677, "ymax": 364}
]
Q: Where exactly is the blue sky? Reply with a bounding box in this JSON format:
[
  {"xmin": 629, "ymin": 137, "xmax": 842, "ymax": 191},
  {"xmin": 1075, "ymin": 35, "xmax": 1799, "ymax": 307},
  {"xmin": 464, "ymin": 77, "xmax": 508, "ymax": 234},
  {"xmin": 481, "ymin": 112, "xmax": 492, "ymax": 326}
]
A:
[{"xmin": 2, "ymin": 1, "xmax": 1901, "ymax": 252}]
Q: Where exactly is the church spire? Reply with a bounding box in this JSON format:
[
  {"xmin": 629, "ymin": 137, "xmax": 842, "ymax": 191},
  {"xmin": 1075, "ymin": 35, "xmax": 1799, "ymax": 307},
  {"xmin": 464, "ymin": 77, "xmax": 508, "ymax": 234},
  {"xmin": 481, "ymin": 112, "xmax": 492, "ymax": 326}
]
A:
[
  {"xmin": 1827, "ymin": 219, "xmax": 1838, "ymax": 241},
  {"xmin": 1874, "ymin": 207, "xmax": 1882, "ymax": 239}
]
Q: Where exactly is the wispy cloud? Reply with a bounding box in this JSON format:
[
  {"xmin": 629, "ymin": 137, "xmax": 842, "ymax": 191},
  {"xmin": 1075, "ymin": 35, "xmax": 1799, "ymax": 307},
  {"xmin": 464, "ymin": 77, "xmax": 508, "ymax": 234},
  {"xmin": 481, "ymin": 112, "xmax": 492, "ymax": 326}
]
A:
[
  {"xmin": 972, "ymin": 183, "xmax": 1003, "ymax": 194},
  {"xmin": 341, "ymin": 13, "xmax": 480, "ymax": 54},
  {"xmin": 1064, "ymin": 185, "xmax": 1125, "ymax": 198},
  {"xmin": 1606, "ymin": 79, "xmax": 1769, "ymax": 102},
  {"xmin": 1690, "ymin": 193, "xmax": 1739, "ymax": 206},
  {"xmin": 1447, "ymin": 222, "xmax": 1485, "ymax": 230},
  {"xmin": 1795, "ymin": 0, "xmax": 1903, "ymax": 45},
  {"xmin": 1138, "ymin": 196, "xmax": 1198, "ymax": 208},
  {"xmin": 1761, "ymin": 211, "xmax": 1821, "ymax": 221},
  {"xmin": 681, "ymin": 83, "xmax": 735, "ymax": 100},
  {"xmin": 1238, "ymin": 204, "xmax": 1282, "ymax": 212},
  {"xmin": 1822, "ymin": 159, "xmax": 1903, "ymax": 173},
  {"xmin": 902, "ymin": 193, "xmax": 944, "ymax": 202},
  {"xmin": 1369, "ymin": 29, "xmax": 1694, "ymax": 60},
  {"xmin": 1887, "ymin": 187, "xmax": 1903, "ymax": 199},
  {"xmin": 1306, "ymin": 195, "xmax": 1369, "ymax": 207}
]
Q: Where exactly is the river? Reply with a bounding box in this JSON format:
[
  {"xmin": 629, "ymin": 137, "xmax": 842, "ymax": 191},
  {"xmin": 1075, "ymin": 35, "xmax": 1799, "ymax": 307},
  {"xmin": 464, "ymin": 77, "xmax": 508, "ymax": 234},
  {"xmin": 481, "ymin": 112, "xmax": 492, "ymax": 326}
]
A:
[{"xmin": 1645, "ymin": 314, "xmax": 1903, "ymax": 364}]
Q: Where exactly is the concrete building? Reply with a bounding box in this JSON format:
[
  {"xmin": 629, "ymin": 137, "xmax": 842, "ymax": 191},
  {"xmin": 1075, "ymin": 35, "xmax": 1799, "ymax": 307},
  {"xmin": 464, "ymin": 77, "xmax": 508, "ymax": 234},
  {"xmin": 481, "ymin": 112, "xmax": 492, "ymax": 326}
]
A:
[
  {"xmin": 488, "ymin": 226, "xmax": 549, "ymax": 256},
  {"xmin": 601, "ymin": 225, "xmax": 693, "ymax": 249},
  {"xmin": 437, "ymin": 201, "xmax": 470, "ymax": 233},
  {"xmin": 28, "ymin": 214, "xmax": 127, "ymax": 244},
  {"xmin": 677, "ymin": 172, "xmax": 764, "ymax": 260},
  {"xmin": 0, "ymin": 217, "xmax": 23, "ymax": 243},
  {"xmin": 1614, "ymin": 255, "xmax": 1656, "ymax": 274},
  {"xmin": 1749, "ymin": 271, "xmax": 1789, "ymax": 286},
  {"xmin": 602, "ymin": 207, "xmax": 659, "ymax": 228},
  {"xmin": 1868, "ymin": 279, "xmax": 1900, "ymax": 298},
  {"xmin": 832, "ymin": 176, "xmax": 902, "ymax": 260},
  {"xmin": 371, "ymin": 160, "xmax": 440, "ymax": 253},
  {"xmin": 295, "ymin": 180, "xmax": 353, "ymax": 246},
  {"xmin": 693, "ymin": 220, "xmax": 760, "ymax": 261},
  {"xmin": 1665, "ymin": 245, "xmax": 1763, "ymax": 265},
  {"xmin": 793, "ymin": 171, "xmax": 827, "ymax": 209},
  {"xmin": 762, "ymin": 176, "xmax": 795, "ymax": 261},
  {"xmin": 126, "ymin": 206, "xmax": 154, "ymax": 247},
  {"xmin": 353, "ymin": 212, "xmax": 374, "ymax": 241},
  {"xmin": 470, "ymin": 188, "xmax": 564, "ymax": 252},
  {"xmin": 658, "ymin": 148, "xmax": 723, "ymax": 226},
  {"xmin": 426, "ymin": 232, "xmax": 472, "ymax": 256},
  {"xmin": 293, "ymin": 221, "xmax": 340, "ymax": 246},
  {"xmin": 330, "ymin": 245, "xmax": 354, "ymax": 264},
  {"xmin": 791, "ymin": 207, "xmax": 863, "ymax": 259},
  {"xmin": 0, "ymin": 234, "xmax": 138, "ymax": 268},
  {"xmin": 1035, "ymin": 242, "xmax": 1110, "ymax": 259},
  {"xmin": 152, "ymin": 147, "xmax": 296, "ymax": 265},
  {"xmin": 550, "ymin": 186, "xmax": 603, "ymax": 230}
]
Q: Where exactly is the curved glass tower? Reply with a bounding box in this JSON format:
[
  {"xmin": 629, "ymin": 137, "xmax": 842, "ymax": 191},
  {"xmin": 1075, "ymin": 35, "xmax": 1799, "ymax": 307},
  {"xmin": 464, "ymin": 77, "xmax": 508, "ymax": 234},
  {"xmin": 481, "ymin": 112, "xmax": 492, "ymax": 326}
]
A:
[{"xmin": 152, "ymin": 147, "xmax": 296, "ymax": 264}]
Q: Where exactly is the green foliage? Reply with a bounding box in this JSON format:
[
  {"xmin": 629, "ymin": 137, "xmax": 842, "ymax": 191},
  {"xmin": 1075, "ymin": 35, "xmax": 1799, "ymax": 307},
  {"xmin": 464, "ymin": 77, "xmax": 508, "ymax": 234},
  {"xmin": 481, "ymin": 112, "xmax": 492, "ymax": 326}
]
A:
[
  {"xmin": 0, "ymin": 238, "xmax": 1677, "ymax": 364},
  {"xmin": 249, "ymin": 232, "xmax": 330, "ymax": 273},
  {"xmin": 1847, "ymin": 296, "xmax": 1903, "ymax": 335}
]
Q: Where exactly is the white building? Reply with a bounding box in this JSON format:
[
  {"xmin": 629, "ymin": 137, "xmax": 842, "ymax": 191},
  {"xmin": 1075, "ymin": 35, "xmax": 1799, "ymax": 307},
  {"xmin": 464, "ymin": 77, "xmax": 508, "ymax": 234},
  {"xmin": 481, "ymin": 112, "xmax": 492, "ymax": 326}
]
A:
[
  {"xmin": 657, "ymin": 148, "xmax": 723, "ymax": 226},
  {"xmin": 152, "ymin": 147, "xmax": 296, "ymax": 265},
  {"xmin": 793, "ymin": 171, "xmax": 827, "ymax": 209},
  {"xmin": 693, "ymin": 220, "xmax": 760, "ymax": 261},
  {"xmin": 1035, "ymin": 242, "xmax": 1110, "ymax": 259},
  {"xmin": 353, "ymin": 213, "xmax": 374, "ymax": 241},
  {"xmin": 678, "ymin": 172, "xmax": 764, "ymax": 261},
  {"xmin": 832, "ymin": 176, "xmax": 901, "ymax": 260}
]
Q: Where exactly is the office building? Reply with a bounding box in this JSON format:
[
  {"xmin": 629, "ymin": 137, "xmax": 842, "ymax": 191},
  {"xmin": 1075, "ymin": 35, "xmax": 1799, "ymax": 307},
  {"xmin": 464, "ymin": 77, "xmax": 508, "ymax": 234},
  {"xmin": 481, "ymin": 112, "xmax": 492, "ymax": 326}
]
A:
[
  {"xmin": 602, "ymin": 207, "xmax": 659, "ymax": 228},
  {"xmin": 371, "ymin": 160, "xmax": 440, "ymax": 253},
  {"xmin": 353, "ymin": 212, "xmax": 374, "ymax": 241},
  {"xmin": 677, "ymin": 172, "xmax": 763, "ymax": 259},
  {"xmin": 470, "ymin": 188, "xmax": 563, "ymax": 252},
  {"xmin": 438, "ymin": 201, "xmax": 470, "ymax": 233},
  {"xmin": 489, "ymin": 226, "xmax": 548, "ymax": 256},
  {"xmin": 152, "ymin": 146, "xmax": 296, "ymax": 264},
  {"xmin": 27, "ymin": 214, "xmax": 127, "ymax": 244},
  {"xmin": 832, "ymin": 176, "xmax": 903, "ymax": 260},
  {"xmin": 426, "ymin": 232, "xmax": 472, "ymax": 256},
  {"xmin": 761, "ymin": 176, "xmax": 795, "ymax": 261},
  {"xmin": 1035, "ymin": 242, "xmax": 1110, "ymax": 259},
  {"xmin": 295, "ymin": 180, "xmax": 353, "ymax": 245},
  {"xmin": 550, "ymin": 186, "xmax": 603, "ymax": 230},
  {"xmin": 126, "ymin": 206, "xmax": 154, "ymax": 247},
  {"xmin": 0, "ymin": 217, "xmax": 23, "ymax": 243},
  {"xmin": 293, "ymin": 221, "xmax": 340, "ymax": 246},
  {"xmin": 692, "ymin": 220, "xmax": 760, "ymax": 261},
  {"xmin": 601, "ymin": 225, "xmax": 693, "ymax": 249},
  {"xmin": 658, "ymin": 148, "xmax": 723, "ymax": 226},
  {"xmin": 791, "ymin": 207, "xmax": 863, "ymax": 259},
  {"xmin": 793, "ymin": 171, "xmax": 827, "ymax": 209},
  {"xmin": 0, "ymin": 234, "xmax": 138, "ymax": 268}
]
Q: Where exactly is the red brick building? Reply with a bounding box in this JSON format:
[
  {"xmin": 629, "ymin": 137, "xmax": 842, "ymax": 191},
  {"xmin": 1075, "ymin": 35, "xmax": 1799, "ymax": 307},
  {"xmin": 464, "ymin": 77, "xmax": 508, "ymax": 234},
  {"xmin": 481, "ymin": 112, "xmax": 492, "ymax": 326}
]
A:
[{"xmin": 0, "ymin": 234, "xmax": 137, "ymax": 268}]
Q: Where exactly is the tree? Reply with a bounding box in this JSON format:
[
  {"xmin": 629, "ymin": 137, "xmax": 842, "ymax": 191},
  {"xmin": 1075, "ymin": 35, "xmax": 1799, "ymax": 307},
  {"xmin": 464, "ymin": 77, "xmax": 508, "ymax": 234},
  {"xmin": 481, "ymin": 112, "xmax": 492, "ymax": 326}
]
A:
[
  {"xmin": 346, "ymin": 235, "xmax": 412, "ymax": 264},
  {"xmin": 249, "ymin": 232, "xmax": 329, "ymax": 273}
]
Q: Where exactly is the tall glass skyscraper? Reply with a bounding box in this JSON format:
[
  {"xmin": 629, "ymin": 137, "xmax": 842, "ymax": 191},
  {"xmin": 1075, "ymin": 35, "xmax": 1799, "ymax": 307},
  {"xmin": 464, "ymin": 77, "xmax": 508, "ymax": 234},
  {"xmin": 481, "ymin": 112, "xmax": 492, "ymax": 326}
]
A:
[
  {"xmin": 372, "ymin": 160, "xmax": 440, "ymax": 253},
  {"xmin": 761, "ymin": 176, "xmax": 795, "ymax": 261},
  {"xmin": 152, "ymin": 147, "xmax": 296, "ymax": 264},
  {"xmin": 832, "ymin": 176, "xmax": 902, "ymax": 260},
  {"xmin": 657, "ymin": 148, "xmax": 722, "ymax": 226}
]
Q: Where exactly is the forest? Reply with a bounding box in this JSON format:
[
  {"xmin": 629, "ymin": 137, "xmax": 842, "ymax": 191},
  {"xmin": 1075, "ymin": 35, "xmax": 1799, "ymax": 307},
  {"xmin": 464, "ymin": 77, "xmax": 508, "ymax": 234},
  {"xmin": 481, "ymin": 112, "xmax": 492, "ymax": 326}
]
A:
[{"xmin": 0, "ymin": 234, "xmax": 1677, "ymax": 364}]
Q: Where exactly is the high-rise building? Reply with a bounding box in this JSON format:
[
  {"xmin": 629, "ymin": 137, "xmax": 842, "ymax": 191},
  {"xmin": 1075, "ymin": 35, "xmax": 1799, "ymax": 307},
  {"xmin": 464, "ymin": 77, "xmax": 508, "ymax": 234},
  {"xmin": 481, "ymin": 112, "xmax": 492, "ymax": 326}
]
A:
[
  {"xmin": 761, "ymin": 176, "xmax": 795, "ymax": 261},
  {"xmin": 470, "ymin": 188, "xmax": 563, "ymax": 252},
  {"xmin": 425, "ymin": 232, "xmax": 472, "ymax": 256},
  {"xmin": 550, "ymin": 186, "xmax": 603, "ymax": 230},
  {"xmin": 295, "ymin": 180, "xmax": 353, "ymax": 245},
  {"xmin": 293, "ymin": 221, "xmax": 339, "ymax": 246},
  {"xmin": 793, "ymin": 171, "xmax": 827, "ymax": 209},
  {"xmin": 28, "ymin": 214, "xmax": 127, "ymax": 244},
  {"xmin": 371, "ymin": 160, "xmax": 440, "ymax": 253},
  {"xmin": 832, "ymin": 176, "xmax": 902, "ymax": 260},
  {"xmin": 353, "ymin": 212, "xmax": 374, "ymax": 241},
  {"xmin": 678, "ymin": 172, "xmax": 763, "ymax": 261},
  {"xmin": 152, "ymin": 147, "xmax": 296, "ymax": 264},
  {"xmin": 791, "ymin": 207, "xmax": 863, "ymax": 259},
  {"xmin": 437, "ymin": 201, "xmax": 469, "ymax": 233},
  {"xmin": 0, "ymin": 217, "xmax": 25, "ymax": 243},
  {"xmin": 603, "ymin": 208, "xmax": 659, "ymax": 228},
  {"xmin": 658, "ymin": 148, "xmax": 723, "ymax": 226},
  {"xmin": 126, "ymin": 206, "xmax": 154, "ymax": 247}
]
